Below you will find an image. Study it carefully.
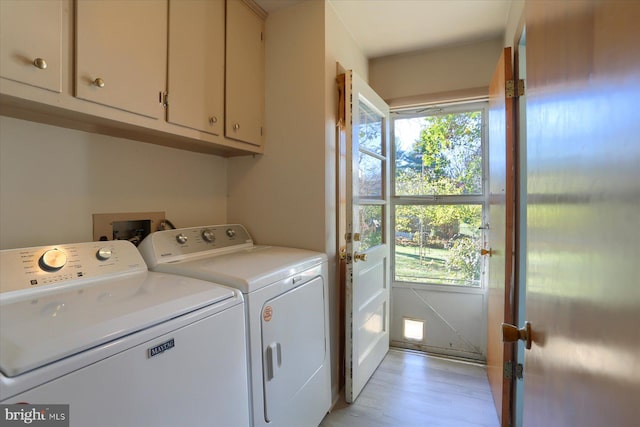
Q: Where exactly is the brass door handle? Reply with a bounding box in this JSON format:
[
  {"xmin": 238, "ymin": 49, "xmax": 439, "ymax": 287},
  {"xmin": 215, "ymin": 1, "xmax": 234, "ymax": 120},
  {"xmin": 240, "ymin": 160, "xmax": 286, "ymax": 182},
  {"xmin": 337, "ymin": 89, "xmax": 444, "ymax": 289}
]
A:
[
  {"xmin": 502, "ymin": 321, "xmax": 532, "ymax": 349},
  {"xmin": 353, "ymin": 252, "xmax": 367, "ymax": 262},
  {"xmin": 480, "ymin": 248, "xmax": 493, "ymax": 256}
]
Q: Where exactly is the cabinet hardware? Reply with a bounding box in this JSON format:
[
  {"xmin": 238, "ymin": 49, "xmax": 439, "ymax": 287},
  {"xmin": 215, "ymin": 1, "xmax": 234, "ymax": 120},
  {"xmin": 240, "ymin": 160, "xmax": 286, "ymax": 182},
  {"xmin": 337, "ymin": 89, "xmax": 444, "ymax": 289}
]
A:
[
  {"xmin": 33, "ymin": 58, "xmax": 47, "ymax": 70},
  {"xmin": 160, "ymin": 91, "xmax": 168, "ymax": 107},
  {"xmin": 93, "ymin": 77, "xmax": 105, "ymax": 88}
]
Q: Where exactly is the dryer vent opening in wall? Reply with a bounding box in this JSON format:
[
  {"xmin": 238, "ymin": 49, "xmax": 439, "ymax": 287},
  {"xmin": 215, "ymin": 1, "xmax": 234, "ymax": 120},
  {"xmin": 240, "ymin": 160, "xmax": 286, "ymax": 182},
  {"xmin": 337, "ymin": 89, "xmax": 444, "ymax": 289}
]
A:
[
  {"xmin": 403, "ymin": 318, "xmax": 425, "ymax": 341},
  {"xmin": 93, "ymin": 212, "xmax": 165, "ymax": 246}
]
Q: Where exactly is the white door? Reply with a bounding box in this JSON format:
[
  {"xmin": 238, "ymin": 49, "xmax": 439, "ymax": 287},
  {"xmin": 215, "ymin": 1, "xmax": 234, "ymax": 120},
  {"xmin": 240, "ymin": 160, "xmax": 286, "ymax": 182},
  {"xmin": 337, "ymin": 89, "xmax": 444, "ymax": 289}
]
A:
[{"xmin": 343, "ymin": 70, "xmax": 391, "ymax": 403}]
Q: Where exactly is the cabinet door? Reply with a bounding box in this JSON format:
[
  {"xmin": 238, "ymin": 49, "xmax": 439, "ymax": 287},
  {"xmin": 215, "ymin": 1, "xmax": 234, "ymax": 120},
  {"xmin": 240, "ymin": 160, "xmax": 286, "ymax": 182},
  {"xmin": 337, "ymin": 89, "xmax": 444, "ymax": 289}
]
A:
[
  {"xmin": 75, "ymin": 0, "xmax": 167, "ymax": 119},
  {"xmin": 226, "ymin": 0, "xmax": 264, "ymax": 146},
  {"xmin": 167, "ymin": 0, "xmax": 224, "ymax": 136},
  {"xmin": 0, "ymin": 0, "xmax": 63, "ymax": 92}
]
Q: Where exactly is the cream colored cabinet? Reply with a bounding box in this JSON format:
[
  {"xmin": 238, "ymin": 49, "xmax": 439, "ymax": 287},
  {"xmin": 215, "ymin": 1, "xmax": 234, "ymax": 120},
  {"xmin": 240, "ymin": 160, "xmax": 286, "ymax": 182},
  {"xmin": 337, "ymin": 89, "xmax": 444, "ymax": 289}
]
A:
[
  {"xmin": 0, "ymin": 0, "xmax": 63, "ymax": 93},
  {"xmin": 75, "ymin": 0, "xmax": 167, "ymax": 119},
  {"xmin": 226, "ymin": 0, "xmax": 265, "ymax": 146},
  {"xmin": 1, "ymin": 0, "xmax": 265, "ymax": 156},
  {"xmin": 167, "ymin": 0, "xmax": 225, "ymax": 136}
]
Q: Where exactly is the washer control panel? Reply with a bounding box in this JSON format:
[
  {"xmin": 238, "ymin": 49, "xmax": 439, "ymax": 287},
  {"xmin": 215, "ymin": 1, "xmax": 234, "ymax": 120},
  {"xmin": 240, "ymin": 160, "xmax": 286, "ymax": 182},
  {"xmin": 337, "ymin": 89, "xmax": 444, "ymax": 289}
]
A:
[
  {"xmin": 0, "ymin": 240, "xmax": 147, "ymax": 295},
  {"xmin": 138, "ymin": 224, "xmax": 253, "ymax": 267}
]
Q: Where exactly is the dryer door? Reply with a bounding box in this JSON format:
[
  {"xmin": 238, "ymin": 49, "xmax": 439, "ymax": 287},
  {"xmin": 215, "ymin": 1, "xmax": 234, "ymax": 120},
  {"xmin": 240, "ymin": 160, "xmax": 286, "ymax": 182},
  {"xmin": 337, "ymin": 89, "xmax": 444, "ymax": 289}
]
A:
[{"xmin": 261, "ymin": 276, "xmax": 326, "ymax": 423}]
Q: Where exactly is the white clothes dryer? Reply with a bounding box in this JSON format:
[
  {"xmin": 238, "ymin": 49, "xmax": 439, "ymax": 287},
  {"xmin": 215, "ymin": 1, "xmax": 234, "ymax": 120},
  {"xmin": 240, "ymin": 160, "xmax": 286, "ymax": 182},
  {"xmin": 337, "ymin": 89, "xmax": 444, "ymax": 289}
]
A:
[
  {"xmin": 138, "ymin": 224, "xmax": 331, "ymax": 427},
  {"xmin": 0, "ymin": 240, "xmax": 250, "ymax": 427}
]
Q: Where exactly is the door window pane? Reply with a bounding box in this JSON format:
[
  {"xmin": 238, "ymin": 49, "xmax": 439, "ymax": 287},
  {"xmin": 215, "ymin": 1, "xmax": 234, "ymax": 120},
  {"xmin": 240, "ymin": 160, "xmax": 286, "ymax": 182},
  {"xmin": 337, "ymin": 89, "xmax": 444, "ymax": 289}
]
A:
[
  {"xmin": 395, "ymin": 111, "xmax": 482, "ymax": 196},
  {"xmin": 358, "ymin": 98, "xmax": 383, "ymax": 155},
  {"xmin": 358, "ymin": 153, "xmax": 382, "ymax": 198},
  {"xmin": 358, "ymin": 205, "xmax": 383, "ymax": 251},
  {"xmin": 394, "ymin": 204, "xmax": 482, "ymax": 287}
]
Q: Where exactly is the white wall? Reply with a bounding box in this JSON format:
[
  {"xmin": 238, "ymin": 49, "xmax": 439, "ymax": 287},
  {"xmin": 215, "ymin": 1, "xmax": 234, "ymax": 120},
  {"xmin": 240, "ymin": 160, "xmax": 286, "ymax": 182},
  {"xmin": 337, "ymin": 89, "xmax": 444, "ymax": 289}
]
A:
[
  {"xmin": 369, "ymin": 38, "xmax": 504, "ymax": 104},
  {"xmin": 227, "ymin": 0, "xmax": 368, "ymax": 403},
  {"xmin": 227, "ymin": 0, "xmax": 326, "ymax": 250},
  {"xmin": 504, "ymin": 0, "xmax": 525, "ymax": 49},
  {"xmin": 0, "ymin": 116, "xmax": 228, "ymax": 249}
]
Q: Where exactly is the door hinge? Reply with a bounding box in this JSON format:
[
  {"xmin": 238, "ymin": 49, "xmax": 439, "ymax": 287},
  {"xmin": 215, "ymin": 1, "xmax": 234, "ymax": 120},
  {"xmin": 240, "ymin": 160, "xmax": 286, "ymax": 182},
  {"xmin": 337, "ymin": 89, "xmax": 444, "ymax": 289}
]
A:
[
  {"xmin": 504, "ymin": 361, "xmax": 524, "ymax": 380},
  {"xmin": 506, "ymin": 79, "xmax": 525, "ymax": 98},
  {"xmin": 160, "ymin": 91, "xmax": 168, "ymax": 108}
]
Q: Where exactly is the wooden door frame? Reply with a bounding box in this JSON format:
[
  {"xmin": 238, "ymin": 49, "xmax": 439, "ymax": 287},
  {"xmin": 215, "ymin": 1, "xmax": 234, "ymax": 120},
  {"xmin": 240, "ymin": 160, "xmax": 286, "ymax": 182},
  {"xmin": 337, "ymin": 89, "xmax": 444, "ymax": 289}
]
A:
[{"xmin": 512, "ymin": 18, "xmax": 527, "ymax": 427}]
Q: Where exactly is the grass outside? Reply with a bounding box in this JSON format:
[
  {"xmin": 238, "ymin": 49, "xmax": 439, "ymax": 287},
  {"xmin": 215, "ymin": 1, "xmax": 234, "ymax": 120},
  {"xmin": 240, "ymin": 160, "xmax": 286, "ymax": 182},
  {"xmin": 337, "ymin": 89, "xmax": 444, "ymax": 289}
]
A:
[{"xmin": 394, "ymin": 244, "xmax": 478, "ymax": 287}]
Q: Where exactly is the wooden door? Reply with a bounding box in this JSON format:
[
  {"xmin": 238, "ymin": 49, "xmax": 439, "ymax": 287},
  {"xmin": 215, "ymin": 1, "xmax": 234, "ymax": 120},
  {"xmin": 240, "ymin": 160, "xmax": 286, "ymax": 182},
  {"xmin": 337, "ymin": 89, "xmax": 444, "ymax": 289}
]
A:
[
  {"xmin": 76, "ymin": 0, "xmax": 167, "ymax": 119},
  {"xmin": 521, "ymin": 1, "xmax": 640, "ymax": 426},
  {"xmin": 486, "ymin": 47, "xmax": 515, "ymax": 427},
  {"xmin": 343, "ymin": 70, "xmax": 391, "ymax": 403},
  {"xmin": 167, "ymin": 0, "xmax": 224, "ymax": 136}
]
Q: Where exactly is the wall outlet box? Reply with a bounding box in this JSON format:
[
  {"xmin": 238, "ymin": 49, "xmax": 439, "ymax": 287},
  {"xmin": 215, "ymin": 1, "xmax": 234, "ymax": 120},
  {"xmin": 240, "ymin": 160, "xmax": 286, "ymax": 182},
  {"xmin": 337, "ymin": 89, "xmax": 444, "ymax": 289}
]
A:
[{"xmin": 93, "ymin": 212, "xmax": 165, "ymax": 245}]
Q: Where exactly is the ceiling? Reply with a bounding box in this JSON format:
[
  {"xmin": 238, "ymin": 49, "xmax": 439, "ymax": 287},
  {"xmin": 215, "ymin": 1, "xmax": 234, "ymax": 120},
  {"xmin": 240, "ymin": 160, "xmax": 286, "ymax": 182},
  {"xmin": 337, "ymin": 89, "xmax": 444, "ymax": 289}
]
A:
[{"xmin": 254, "ymin": 0, "xmax": 513, "ymax": 58}]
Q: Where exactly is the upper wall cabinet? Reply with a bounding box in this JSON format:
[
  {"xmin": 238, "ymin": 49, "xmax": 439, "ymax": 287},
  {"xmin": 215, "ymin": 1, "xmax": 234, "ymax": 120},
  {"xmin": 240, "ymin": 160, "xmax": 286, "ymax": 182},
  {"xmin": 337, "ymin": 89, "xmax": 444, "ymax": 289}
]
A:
[
  {"xmin": 1, "ymin": 0, "xmax": 266, "ymax": 156},
  {"xmin": 167, "ymin": 0, "xmax": 225, "ymax": 136},
  {"xmin": 0, "ymin": 0, "xmax": 63, "ymax": 93},
  {"xmin": 226, "ymin": 0, "xmax": 265, "ymax": 146},
  {"xmin": 75, "ymin": 0, "xmax": 167, "ymax": 119}
]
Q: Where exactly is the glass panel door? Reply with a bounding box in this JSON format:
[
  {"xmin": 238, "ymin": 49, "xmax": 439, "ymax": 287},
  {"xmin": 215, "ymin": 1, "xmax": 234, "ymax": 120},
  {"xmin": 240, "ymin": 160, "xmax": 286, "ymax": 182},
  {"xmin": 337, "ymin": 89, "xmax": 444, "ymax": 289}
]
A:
[{"xmin": 390, "ymin": 102, "xmax": 489, "ymax": 362}]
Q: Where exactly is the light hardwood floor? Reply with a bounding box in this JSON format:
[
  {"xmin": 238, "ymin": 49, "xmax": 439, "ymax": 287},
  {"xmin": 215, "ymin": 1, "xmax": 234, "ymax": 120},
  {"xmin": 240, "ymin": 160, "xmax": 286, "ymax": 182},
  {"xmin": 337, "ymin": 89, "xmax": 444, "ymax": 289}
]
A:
[{"xmin": 320, "ymin": 349, "xmax": 500, "ymax": 427}]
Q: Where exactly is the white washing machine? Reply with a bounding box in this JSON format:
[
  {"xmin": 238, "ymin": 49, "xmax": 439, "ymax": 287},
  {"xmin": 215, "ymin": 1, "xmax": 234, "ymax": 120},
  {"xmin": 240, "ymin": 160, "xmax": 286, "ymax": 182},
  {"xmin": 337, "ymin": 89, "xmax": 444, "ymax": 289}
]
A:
[
  {"xmin": 0, "ymin": 240, "xmax": 250, "ymax": 427},
  {"xmin": 138, "ymin": 224, "xmax": 331, "ymax": 427}
]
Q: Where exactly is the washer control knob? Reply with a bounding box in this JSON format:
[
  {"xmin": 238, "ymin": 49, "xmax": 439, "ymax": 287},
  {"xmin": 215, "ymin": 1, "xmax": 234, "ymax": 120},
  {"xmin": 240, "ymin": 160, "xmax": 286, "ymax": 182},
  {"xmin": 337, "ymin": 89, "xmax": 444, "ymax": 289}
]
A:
[
  {"xmin": 176, "ymin": 233, "xmax": 188, "ymax": 244},
  {"xmin": 226, "ymin": 228, "xmax": 236, "ymax": 238},
  {"xmin": 39, "ymin": 249, "xmax": 67, "ymax": 272},
  {"xmin": 96, "ymin": 248, "xmax": 112, "ymax": 261},
  {"xmin": 201, "ymin": 229, "xmax": 216, "ymax": 243}
]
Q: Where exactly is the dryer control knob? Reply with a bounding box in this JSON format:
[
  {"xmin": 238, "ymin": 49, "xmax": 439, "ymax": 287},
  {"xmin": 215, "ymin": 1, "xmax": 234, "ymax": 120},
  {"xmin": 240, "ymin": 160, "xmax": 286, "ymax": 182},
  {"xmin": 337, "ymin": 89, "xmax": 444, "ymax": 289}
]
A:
[
  {"xmin": 176, "ymin": 233, "xmax": 188, "ymax": 244},
  {"xmin": 201, "ymin": 229, "xmax": 216, "ymax": 243},
  {"xmin": 39, "ymin": 248, "xmax": 67, "ymax": 272},
  {"xmin": 96, "ymin": 248, "xmax": 112, "ymax": 261},
  {"xmin": 226, "ymin": 228, "xmax": 236, "ymax": 238}
]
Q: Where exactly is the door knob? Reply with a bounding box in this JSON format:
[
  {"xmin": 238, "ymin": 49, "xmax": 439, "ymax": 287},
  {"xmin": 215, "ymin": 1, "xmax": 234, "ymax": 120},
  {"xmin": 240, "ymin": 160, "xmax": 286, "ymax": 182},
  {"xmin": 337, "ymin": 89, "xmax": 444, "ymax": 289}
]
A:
[
  {"xmin": 480, "ymin": 248, "xmax": 493, "ymax": 256},
  {"xmin": 502, "ymin": 321, "xmax": 532, "ymax": 349},
  {"xmin": 353, "ymin": 252, "xmax": 367, "ymax": 262}
]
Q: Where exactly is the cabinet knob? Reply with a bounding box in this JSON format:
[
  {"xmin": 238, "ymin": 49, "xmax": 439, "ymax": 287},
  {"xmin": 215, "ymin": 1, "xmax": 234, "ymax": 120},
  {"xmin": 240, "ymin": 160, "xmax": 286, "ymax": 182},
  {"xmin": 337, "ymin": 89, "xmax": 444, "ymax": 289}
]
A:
[
  {"xmin": 233, "ymin": 123, "xmax": 240, "ymax": 131},
  {"xmin": 93, "ymin": 78, "xmax": 105, "ymax": 88},
  {"xmin": 33, "ymin": 58, "xmax": 48, "ymax": 70},
  {"xmin": 209, "ymin": 116, "xmax": 218, "ymax": 125}
]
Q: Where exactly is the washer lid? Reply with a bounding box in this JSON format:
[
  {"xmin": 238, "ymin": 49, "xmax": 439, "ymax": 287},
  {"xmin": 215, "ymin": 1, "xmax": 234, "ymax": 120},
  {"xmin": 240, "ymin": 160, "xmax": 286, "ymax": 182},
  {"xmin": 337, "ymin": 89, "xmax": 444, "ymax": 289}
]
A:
[
  {"xmin": 0, "ymin": 271, "xmax": 237, "ymax": 377},
  {"xmin": 154, "ymin": 246, "xmax": 326, "ymax": 293}
]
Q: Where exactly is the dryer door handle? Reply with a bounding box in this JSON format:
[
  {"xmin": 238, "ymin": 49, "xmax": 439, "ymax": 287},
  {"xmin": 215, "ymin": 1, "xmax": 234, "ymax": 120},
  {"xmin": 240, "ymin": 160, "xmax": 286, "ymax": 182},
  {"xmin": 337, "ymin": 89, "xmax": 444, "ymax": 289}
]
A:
[{"xmin": 266, "ymin": 342, "xmax": 282, "ymax": 380}]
